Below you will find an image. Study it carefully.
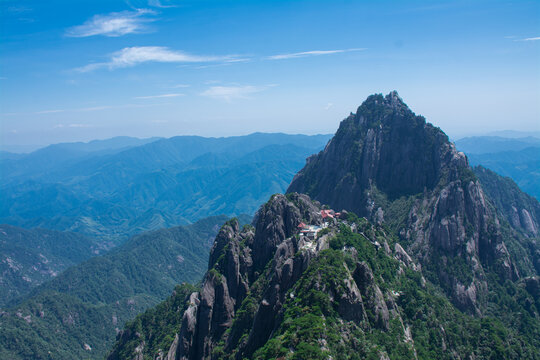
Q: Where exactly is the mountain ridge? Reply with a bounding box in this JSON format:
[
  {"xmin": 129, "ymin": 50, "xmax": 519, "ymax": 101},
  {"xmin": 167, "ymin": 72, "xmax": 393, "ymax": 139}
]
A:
[{"xmin": 1, "ymin": 133, "xmax": 332, "ymax": 242}]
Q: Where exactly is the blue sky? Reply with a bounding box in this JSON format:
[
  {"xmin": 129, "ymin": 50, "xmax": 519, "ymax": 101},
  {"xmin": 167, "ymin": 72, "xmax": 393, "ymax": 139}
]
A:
[{"xmin": 1, "ymin": 0, "xmax": 539, "ymax": 150}]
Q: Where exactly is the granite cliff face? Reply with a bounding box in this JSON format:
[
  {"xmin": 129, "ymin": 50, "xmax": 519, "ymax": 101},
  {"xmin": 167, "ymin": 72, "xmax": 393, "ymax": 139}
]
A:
[
  {"xmin": 287, "ymin": 91, "xmax": 536, "ymax": 313},
  {"xmin": 174, "ymin": 193, "xmax": 323, "ymax": 359},
  {"xmin": 288, "ymin": 91, "xmax": 460, "ymax": 208},
  {"xmin": 473, "ymin": 166, "xmax": 540, "ymax": 239}
]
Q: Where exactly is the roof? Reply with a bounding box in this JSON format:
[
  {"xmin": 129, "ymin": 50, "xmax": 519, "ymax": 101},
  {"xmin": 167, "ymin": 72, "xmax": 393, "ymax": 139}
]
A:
[{"xmin": 321, "ymin": 210, "xmax": 334, "ymax": 219}]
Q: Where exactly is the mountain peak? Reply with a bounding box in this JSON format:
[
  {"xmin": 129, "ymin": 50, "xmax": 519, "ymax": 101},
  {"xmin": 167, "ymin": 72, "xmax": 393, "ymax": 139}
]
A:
[
  {"xmin": 287, "ymin": 91, "xmax": 531, "ymax": 312},
  {"xmin": 289, "ymin": 91, "xmax": 463, "ymax": 209},
  {"xmin": 351, "ymin": 91, "xmax": 428, "ymax": 134},
  {"xmin": 355, "ymin": 90, "xmax": 410, "ymax": 117},
  {"xmin": 385, "ymin": 90, "xmax": 408, "ymax": 109}
]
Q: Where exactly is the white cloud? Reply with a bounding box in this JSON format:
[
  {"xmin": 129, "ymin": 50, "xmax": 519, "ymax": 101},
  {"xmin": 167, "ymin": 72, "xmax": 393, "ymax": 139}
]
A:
[
  {"xmin": 35, "ymin": 109, "xmax": 65, "ymax": 114},
  {"xmin": 267, "ymin": 48, "xmax": 366, "ymax": 60},
  {"xmin": 68, "ymin": 124, "xmax": 92, "ymax": 128},
  {"xmin": 66, "ymin": 9, "xmax": 156, "ymax": 37},
  {"xmin": 200, "ymin": 85, "xmax": 268, "ymax": 102},
  {"xmin": 76, "ymin": 46, "xmax": 239, "ymax": 72},
  {"xmin": 36, "ymin": 106, "xmax": 112, "ymax": 114},
  {"xmin": 148, "ymin": 0, "xmax": 178, "ymax": 8},
  {"xmin": 134, "ymin": 93, "xmax": 184, "ymax": 99},
  {"xmin": 223, "ymin": 58, "xmax": 251, "ymax": 63},
  {"xmin": 54, "ymin": 124, "xmax": 92, "ymax": 129},
  {"xmin": 171, "ymin": 84, "xmax": 190, "ymax": 88},
  {"xmin": 79, "ymin": 106, "xmax": 113, "ymax": 112},
  {"xmin": 7, "ymin": 6, "xmax": 32, "ymax": 13},
  {"xmin": 75, "ymin": 46, "xmax": 363, "ymax": 73},
  {"xmin": 33, "ymin": 102, "xmax": 172, "ymax": 116},
  {"xmin": 519, "ymin": 37, "xmax": 540, "ymax": 41},
  {"xmin": 324, "ymin": 103, "xmax": 334, "ymax": 110}
]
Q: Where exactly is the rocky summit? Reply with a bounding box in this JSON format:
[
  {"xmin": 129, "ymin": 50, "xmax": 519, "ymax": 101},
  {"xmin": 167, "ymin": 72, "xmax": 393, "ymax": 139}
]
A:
[
  {"xmin": 108, "ymin": 92, "xmax": 539, "ymax": 360},
  {"xmin": 288, "ymin": 91, "xmax": 538, "ymax": 314}
]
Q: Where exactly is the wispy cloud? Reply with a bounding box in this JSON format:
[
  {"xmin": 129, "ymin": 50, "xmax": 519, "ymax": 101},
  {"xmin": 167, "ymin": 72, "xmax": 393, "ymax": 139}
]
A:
[
  {"xmin": 54, "ymin": 123, "xmax": 93, "ymax": 128},
  {"xmin": 191, "ymin": 57, "xmax": 251, "ymax": 70},
  {"xmin": 79, "ymin": 106, "xmax": 113, "ymax": 112},
  {"xmin": 66, "ymin": 9, "xmax": 156, "ymax": 37},
  {"xmin": 6, "ymin": 5, "xmax": 34, "ymax": 22},
  {"xmin": 35, "ymin": 107, "xmax": 111, "ymax": 114},
  {"xmin": 35, "ymin": 109, "xmax": 65, "ymax": 114},
  {"xmin": 7, "ymin": 5, "xmax": 33, "ymax": 13},
  {"xmin": 171, "ymin": 84, "xmax": 190, "ymax": 88},
  {"xmin": 76, "ymin": 46, "xmax": 241, "ymax": 72},
  {"xmin": 30, "ymin": 103, "xmax": 168, "ymax": 116},
  {"xmin": 134, "ymin": 93, "xmax": 184, "ymax": 99},
  {"xmin": 516, "ymin": 36, "xmax": 540, "ymax": 41},
  {"xmin": 267, "ymin": 48, "xmax": 365, "ymax": 60},
  {"xmin": 324, "ymin": 103, "xmax": 334, "ymax": 110},
  {"xmin": 147, "ymin": 0, "xmax": 178, "ymax": 8},
  {"xmin": 200, "ymin": 85, "xmax": 270, "ymax": 102},
  {"xmin": 223, "ymin": 58, "xmax": 251, "ymax": 63},
  {"xmin": 75, "ymin": 46, "xmax": 363, "ymax": 72}
]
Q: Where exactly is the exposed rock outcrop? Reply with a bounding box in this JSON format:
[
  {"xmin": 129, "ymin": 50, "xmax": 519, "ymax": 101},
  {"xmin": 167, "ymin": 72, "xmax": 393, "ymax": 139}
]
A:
[
  {"xmin": 473, "ymin": 166, "xmax": 540, "ymax": 238},
  {"xmin": 175, "ymin": 194, "xmax": 322, "ymax": 360},
  {"xmin": 287, "ymin": 91, "xmax": 527, "ymax": 313},
  {"xmin": 170, "ymin": 192, "xmax": 412, "ymax": 359},
  {"xmin": 353, "ymin": 261, "xmax": 390, "ymax": 330}
]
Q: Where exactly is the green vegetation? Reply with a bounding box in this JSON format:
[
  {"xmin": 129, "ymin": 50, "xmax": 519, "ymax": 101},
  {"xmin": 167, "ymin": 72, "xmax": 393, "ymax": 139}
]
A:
[
  {"xmin": 457, "ymin": 165, "xmax": 477, "ymax": 184},
  {"xmin": 256, "ymin": 219, "xmax": 539, "ymax": 359},
  {"xmin": 108, "ymin": 283, "xmax": 197, "ymax": 360},
  {"xmin": 0, "ymin": 225, "xmax": 99, "ymax": 306},
  {"xmin": 0, "ymin": 216, "xmax": 228, "ymax": 360},
  {"xmin": 0, "ymin": 134, "xmax": 331, "ymax": 242}
]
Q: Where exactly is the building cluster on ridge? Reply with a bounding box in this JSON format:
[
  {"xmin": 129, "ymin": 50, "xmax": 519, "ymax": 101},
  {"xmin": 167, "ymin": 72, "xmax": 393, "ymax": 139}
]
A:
[{"xmin": 297, "ymin": 209, "xmax": 341, "ymax": 240}]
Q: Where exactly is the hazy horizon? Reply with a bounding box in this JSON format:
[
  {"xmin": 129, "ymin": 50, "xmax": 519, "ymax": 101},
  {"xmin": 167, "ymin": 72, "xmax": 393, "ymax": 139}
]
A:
[{"xmin": 3, "ymin": 128, "xmax": 540, "ymax": 154}]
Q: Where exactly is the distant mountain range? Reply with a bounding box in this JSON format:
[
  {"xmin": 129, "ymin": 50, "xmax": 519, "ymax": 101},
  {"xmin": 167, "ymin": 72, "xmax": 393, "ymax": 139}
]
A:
[
  {"xmin": 454, "ymin": 135, "xmax": 540, "ymax": 200},
  {"xmin": 483, "ymin": 130, "xmax": 540, "ymax": 138},
  {"xmin": 454, "ymin": 135, "xmax": 540, "ymax": 154},
  {"xmin": 1, "ymin": 133, "xmax": 332, "ymax": 243},
  {"xmin": 0, "ymin": 136, "xmax": 163, "ymax": 155}
]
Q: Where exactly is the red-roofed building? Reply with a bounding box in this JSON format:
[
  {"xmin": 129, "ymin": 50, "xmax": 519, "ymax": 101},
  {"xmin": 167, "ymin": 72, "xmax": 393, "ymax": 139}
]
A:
[{"xmin": 321, "ymin": 210, "xmax": 334, "ymax": 219}]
